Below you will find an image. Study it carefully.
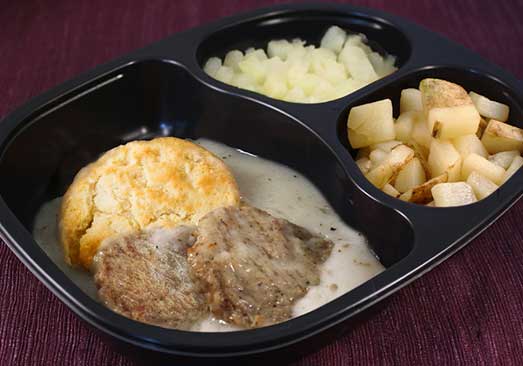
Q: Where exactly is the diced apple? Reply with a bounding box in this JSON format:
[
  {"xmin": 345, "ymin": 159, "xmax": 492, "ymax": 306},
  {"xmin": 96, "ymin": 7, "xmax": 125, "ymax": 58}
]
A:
[
  {"xmin": 382, "ymin": 183, "xmax": 400, "ymax": 198},
  {"xmin": 203, "ymin": 57, "xmax": 222, "ymax": 78},
  {"xmin": 400, "ymin": 88, "xmax": 422, "ymax": 114},
  {"xmin": 502, "ymin": 156, "xmax": 523, "ymax": 183},
  {"xmin": 469, "ymin": 91, "xmax": 510, "ymax": 122},
  {"xmin": 347, "ymin": 99, "xmax": 395, "ymax": 148},
  {"xmin": 214, "ymin": 66, "xmax": 234, "ymax": 84},
  {"xmin": 431, "ymin": 182, "xmax": 477, "ymax": 207},
  {"xmin": 370, "ymin": 140, "xmax": 402, "ymax": 153},
  {"xmin": 466, "ymin": 171, "xmax": 498, "ymax": 200},
  {"xmin": 320, "ymin": 26, "xmax": 347, "ymax": 54},
  {"xmin": 399, "ymin": 173, "xmax": 448, "ymax": 203},
  {"xmin": 238, "ymin": 55, "xmax": 267, "ymax": 84},
  {"xmin": 223, "ymin": 50, "xmax": 244, "ymax": 72},
  {"xmin": 488, "ymin": 150, "xmax": 520, "ymax": 169},
  {"xmin": 394, "ymin": 158, "xmax": 426, "ymax": 193},
  {"xmin": 420, "ymin": 78, "xmax": 479, "ymax": 139},
  {"xmin": 461, "ymin": 153, "xmax": 505, "ymax": 185},
  {"xmin": 452, "ymin": 134, "xmax": 488, "ymax": 159},
  {"xmin": 368, "ymin": 53, "xmax": 396, "ymax": 77},
  {"xmin": 428, "ymin": 140, "xmax": 462, "ymax": 182},
  {"xmin": 339, "ymin": 45, "xmax": 378, "ymax": 82},
  {"xmin": 481, "ymin": 119, "xmax": 523, "ymax": 154},
  {"xmin": 355, "ymin": 157, "xmax": 372, "ymax": 174}
]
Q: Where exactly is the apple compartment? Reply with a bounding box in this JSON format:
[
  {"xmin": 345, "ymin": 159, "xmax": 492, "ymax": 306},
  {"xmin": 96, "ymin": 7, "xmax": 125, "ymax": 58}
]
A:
[{"xmin": 195, "ymin": 9, "xmax": 411, "ymax": 102}]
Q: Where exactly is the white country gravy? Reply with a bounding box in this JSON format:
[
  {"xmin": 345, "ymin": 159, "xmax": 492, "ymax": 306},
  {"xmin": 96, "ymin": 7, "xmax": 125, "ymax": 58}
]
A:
[{"xmin": 33, "ymin": 139, "xmax": 384, "ymax": 332}]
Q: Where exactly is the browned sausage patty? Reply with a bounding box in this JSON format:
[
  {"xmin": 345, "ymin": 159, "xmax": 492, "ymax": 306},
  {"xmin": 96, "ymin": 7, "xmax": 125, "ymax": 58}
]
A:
[
  {"xmin": 93, "ymin": 225, "xmax": 205, "ymax": 330},
  {"xmin": 188, "ymin": 205, "xmax": 334, "ymax": 328}
]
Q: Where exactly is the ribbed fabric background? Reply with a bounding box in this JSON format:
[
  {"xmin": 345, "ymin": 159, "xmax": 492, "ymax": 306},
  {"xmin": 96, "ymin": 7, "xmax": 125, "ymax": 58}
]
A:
[{"xmin": 1, "ymin": 1, "xmax": 522, "ymax": 365}]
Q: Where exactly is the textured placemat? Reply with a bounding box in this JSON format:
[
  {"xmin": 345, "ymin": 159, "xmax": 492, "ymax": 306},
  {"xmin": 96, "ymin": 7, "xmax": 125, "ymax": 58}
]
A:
[{"xmin": 1, "ymin": 1, "xmax": 522, "ymax": 365}]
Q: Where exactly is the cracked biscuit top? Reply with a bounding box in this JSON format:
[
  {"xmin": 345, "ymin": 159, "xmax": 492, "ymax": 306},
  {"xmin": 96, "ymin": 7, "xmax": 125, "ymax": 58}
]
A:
[{"xmin": 59, "ymin": 137, "xmax": 240, "ymax": 270}]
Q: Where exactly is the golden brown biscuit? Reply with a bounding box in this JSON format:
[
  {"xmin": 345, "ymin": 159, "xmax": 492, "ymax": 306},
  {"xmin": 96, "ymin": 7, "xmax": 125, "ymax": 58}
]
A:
[{"xmin": 59, "ymin": 137, "xmax": 240, "ymax": 269}]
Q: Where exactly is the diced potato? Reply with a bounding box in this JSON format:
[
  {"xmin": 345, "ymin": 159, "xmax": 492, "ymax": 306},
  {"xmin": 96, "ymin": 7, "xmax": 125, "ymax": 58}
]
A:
[
  {"xmin": 320, "ymin": 26, "xmax": 347, "ymax": 54},
  {"xmin": 394, "ymin": 158, "xmax": 426, "ymax": 193},
  {"xmin": 339, "ymin": 45, "xmax": 378, "ymax": 81},
  {"xmin": 311, "ymin": 79, "xmax": 337, "ymax": 102},
  {"xmin": 410, "ymin": 114, "xmax": 432, "ymax": 149},
  {"xmin": 370, "ymin": 140, "xmax": 402, "ymax": 153},
  {"xmin": 399, "ymin": 173, "xmax": 448, "ymax": 203},
  {"xmin": 231, "ymin": 73, "xmax": 257, "ymax": 92},
  {"xmin": 267, "ymin": 40, "xmax": 293, "ymax": 61},
  {"xmin": 223, "ymin": 50, "xmax": 244, "ymax": 72},
  {"xmin": 481, "ymin": 119, "xmax": 523, "ymax": 154},
  {"xmin": 502, "ymin": 156, "xmax": 523, "ymax": 183},
  {"xmin": 395, "ymin": 112, "xmax": 416, "ymax": 142},
  {"xmin": 469, "ymin": 91, "xmax": 510, "ymax": 122},
  {"xmin": 461, "ymin": 153, "xmax": 505, "ymax": 184},
  {"xmin": 284, "ymin": 86, "xmax": 307, "ymax": 103},
  {"xmin": 294, "ymin": 74, "xmax": 323, "ymax": 96},
  {"xmin": 452, "ymin": 134, "xmax": 488, "ymax": 159},
  {"xmin": 365, "ymin": 164, "xmax": 393, "ymax": 188},
  {"xmin": 420, "ymin": 78, "xmax": 479, "ymax": 139},
  {"xmin": 365, "ymin": 145, "xmax": 414, "ymax": 188},
  {"xmin": 400, "ymin": 88, "xmax": 422, "ymax": 114},
  {"xmin": 429, "ymin": 104, "xmax": 480, "ymax": 139},
  {"xmin": 488, "ymin": 150, "xmax": 520, "ymax": 169},
  {"xmin": 431, "ymin": 182, "xmax": 477, "ymax": 207},
  {"xmin": 214, "ymin": 66, "xmax": 234, "ymax": 84},
  {"xmin": 428, "ymin": 140, "xmax": 462, "ymax": 182},
  {"xmin": 382, "ymin": 183, "xmax": 400, "ymax": 198},
  {"xmin": 355, "ymin": 146, "xmax": 371, "ymax": 159},
  {"xmin": 369, "ymin": 149, "xmax": 389, "ymax": 166},
  {"xmin": 286, "ymin": 60, "xmax": 310, "ymax": 88},
  {"xmin": 466, "ymin": 171, "xmax": 498, "ymax": 199},
  {"xmin": 347, "ymin": 99, "xmax": 395, "ymax": 148},
  {"xmin": 476, "ymin": 117, "xmax": 488, "ymax": 139},
  {"xmin": 246, "ymin": 48, "xmax": 268, "ymax": 61},
  {"xmin": 203, "ymin": 57, "xmax": 222, "ymax": 78},
  {"xmin": 356, "ymin": 157, "xmax": 372, "ymax": 174}
]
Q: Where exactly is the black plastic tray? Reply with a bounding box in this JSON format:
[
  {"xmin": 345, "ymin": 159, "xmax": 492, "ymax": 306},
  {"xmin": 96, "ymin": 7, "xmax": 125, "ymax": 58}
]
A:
[{"xmin": 0, "ymin": 2, "xmax": 522, "ymax": 363}]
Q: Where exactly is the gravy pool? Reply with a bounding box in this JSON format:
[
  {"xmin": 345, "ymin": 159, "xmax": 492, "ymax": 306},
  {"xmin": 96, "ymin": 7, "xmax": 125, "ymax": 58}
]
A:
[{"xmin": 33, "ymin": 139, "xmax": 384, "ymax": 332}]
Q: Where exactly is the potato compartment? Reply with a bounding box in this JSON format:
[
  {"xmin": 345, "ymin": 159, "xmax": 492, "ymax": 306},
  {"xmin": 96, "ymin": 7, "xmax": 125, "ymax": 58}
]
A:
[{"xmin": 336, "ymin": 66, "xmax": 523, "ymax": 202}]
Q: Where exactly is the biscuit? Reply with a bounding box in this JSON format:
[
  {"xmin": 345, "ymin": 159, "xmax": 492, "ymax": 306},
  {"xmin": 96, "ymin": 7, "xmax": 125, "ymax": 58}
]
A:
[{"xmin": 59, "ymin": 137, "xmax": 240, "ymax": 269}]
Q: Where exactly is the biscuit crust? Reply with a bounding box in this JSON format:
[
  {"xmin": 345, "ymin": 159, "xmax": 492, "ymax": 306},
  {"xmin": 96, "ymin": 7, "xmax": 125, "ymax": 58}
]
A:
[{"xmin": 59, "ymin": 137, "xmax": 240, "ymax": 269}]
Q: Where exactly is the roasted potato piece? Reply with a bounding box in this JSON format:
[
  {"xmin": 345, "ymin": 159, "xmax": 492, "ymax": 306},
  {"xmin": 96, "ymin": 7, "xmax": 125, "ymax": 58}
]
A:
[
  {"xmin": 395, "ymin": 112, "xmax": 416, "ymax": 142},
  {"xmin": 347, "ymin": 99, "xmax": 395, "ymax": 148},
  {"xmin": 399, "ymin": 173, "xmax": 448, "ymax": 204},
  {"xmin": 452, "ymin": 134, "xmax": 488, "ymax": 159},
  {"xmin": 420, "ymin": 78, "xmax": 480, "ymax": 139},
  {"xmin": 461, "ymin": 153, "xmax": 505, "ymax": 185},
  {"xmin": 502, "ymin": 156, "xmax": 523, "ymax": 183},
  {"xmin": 355, "ymin": 157, "xmax": 372, "ymax": 174},
  {"xmin": 488, "ymin": 150, "xmax": 520, "ymax": 169},
  {"xmin": 394, "ymin": 158, "xmax": 426, "ymax": 193},
  {"xmin": 466, "ymin": 171, "xmax": 498, "ymax": 200},
  {"xmin": 476, "ymin": 117, "xmax": 488, "ymax": 139},
  {"xmin": 431, "ymin": 182, "xmax": 477, "ymax": 207},
  {"xmin": 365, "ymin": 144, "xmax": 414, "ymax": 188},
  {"xmin": 428, "ymin": 140, "xmax": 462, "ymax": 182},
  {"xmin": 382, "ymin": 183, "xmax": 400, "ymax": 198},
  {"xmin": 481, "ymin": 119, "xmax": 523, "ymax": 154},
  {"xmin": 469, "ymin": 91, "xmax": 509, "ymax": 122},
  {"xmin": 400, "ymin": 88, "xmax": 422, "ymax": 114}
]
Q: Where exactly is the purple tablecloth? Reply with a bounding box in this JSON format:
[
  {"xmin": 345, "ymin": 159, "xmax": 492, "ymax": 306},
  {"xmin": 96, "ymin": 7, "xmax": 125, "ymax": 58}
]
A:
[{"xmin": 1, "ymin": 1, "xmax": 522, "ymax": 365}]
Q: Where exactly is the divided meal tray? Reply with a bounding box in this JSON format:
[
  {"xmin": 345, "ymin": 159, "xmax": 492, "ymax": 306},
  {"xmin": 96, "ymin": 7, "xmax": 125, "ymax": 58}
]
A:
[{"xmin": 0, "ymin": 2, "xmax": 522, "ymax": 362}]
